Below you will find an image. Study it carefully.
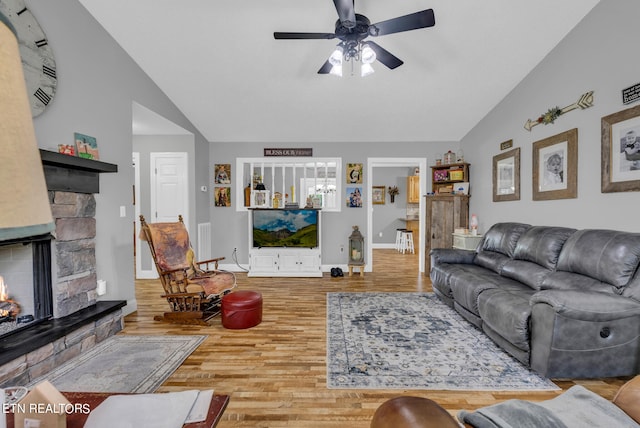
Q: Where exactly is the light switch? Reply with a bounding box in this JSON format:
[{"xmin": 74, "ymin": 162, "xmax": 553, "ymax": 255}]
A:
[{"xmin": 119, "ymin": 206, "xmax": 126, "ymax": 217}]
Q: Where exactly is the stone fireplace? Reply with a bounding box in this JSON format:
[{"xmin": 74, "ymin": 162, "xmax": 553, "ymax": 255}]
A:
[{"xmin": 0, "ymin": 151, "xmax": 125, "ymax": 386}]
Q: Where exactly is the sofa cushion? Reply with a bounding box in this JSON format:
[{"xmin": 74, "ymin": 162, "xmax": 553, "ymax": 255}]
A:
[
  {"xmin": 473, "ymin": 223, "xmax": 531, "ymax": 274},
  {"xmin": 478, "ymin": 288, "xmax": 535, "ymax": 352},
  {"xmin": 449, "ymin": 266, "xmax": 524, "ymax": 318},
  {"xmin": 501, "ymin": 260, "xmax": 552, "ymax": 290},
  {"xmin": 474, "ymin": 250, "xmax": 512, "ymax": 274},
  {"xmin": 479, "ymin": 222, "xmax": 531, "ymax": 258},
  {"xmin": 557, "ymin": 229, "xmax": 640, "ymax": 289},
  {"xmin": 541, "ymin": 271, "xmax": 615, "ymax": 294},
  {"xmin": 430, "ymin": 263, "xmax": 457, "ymax": 300},
  {"xmin": 512, "ymin": 226, "xmax": 576, "ymax": 270}
]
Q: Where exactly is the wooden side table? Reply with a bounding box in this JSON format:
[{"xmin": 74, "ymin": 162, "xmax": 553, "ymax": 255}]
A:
[{"xmin": 452, "ymin": 233, "xmax": 483, "ymax": 250}]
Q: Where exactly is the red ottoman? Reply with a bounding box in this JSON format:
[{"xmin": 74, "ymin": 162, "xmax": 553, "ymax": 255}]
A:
[{"xmin": 222, "ymin": 291, "xmax": 263, "ymax": 329}]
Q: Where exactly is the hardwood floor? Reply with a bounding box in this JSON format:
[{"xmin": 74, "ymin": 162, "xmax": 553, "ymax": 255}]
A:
[{"xmin": 125, "ymin": 249, "xmax": 628, "ymax": 427}]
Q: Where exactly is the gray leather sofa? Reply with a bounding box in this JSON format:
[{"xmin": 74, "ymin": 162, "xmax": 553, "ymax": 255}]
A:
[{"xmin": 430, "ymin": 222, "xmax": 640, "ymax": 378}]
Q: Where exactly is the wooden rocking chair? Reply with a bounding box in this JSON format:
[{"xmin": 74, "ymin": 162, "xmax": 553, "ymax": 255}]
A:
[{"xmin": 139, "ymin": 215, "xmax": 237, "ymax": 324}]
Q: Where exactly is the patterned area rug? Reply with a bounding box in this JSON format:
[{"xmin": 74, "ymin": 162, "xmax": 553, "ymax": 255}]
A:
[
  {"xmin": 327, "ymin": 292, "xmax": 558, "ymax": 390},
  {"xmin": 28, "ymin": 335, "xmax": 206, "ymax": 393}
]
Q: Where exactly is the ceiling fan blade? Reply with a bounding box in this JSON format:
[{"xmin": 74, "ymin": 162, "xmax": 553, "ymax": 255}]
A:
[
  {"xmin": 369, "ymin": 9, "xmax": 435, "ymax": 37},
  {"xmin": 274, "ymin": 32, "xmax": 336, "ymax": 40},
  {"xmin": 318, "ymin": 60, "xmax": 333, "ymax": 74},
  {"xmin": 367, "ymin": 41, "xmax": 403, "ymax": 69},
  {"xmin": 333, "ymin": 0, "xmax": 356, "ymax": 28}
]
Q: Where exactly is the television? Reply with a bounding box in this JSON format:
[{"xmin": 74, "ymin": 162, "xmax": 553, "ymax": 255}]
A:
[{"xmin": 252, "ymin": 209, "xmax": 319, "ymax": 248}]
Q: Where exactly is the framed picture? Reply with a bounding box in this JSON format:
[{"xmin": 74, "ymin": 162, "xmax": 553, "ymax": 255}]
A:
[
  {"xmin": 532, "ymin": 128, "xmax": 578, "ymax": 200},
  {"xmin": 214, "ymin": 164, "xmax": 231, "ymax": 184},
  {"xmin": 214, "ymin": 187, "xmax": 231, "ymax": 207},
  {"xmin": 493, "ymin": 147, "xmax": 520, "ymax": 202},
  {"xmin": 346, "ymin": 187, "xmax": 362, "ymax": 207},
  {"xmin": 311, "ymin": 194, "xmax": 323, "ymax": 208},
  {"xmin": 74, "ymin": 132, "xmax": 99, "ymax": 160},
  {"xmin": 372, "ymin": 186, "xmax": 385, "ymax": 204},
  {"xmin": 346, "ymin": 163, "xmax": 363, "ymax": 184},
  {"xmin": 601, "ymin": 104, "xmax": 640, "ymax": 193},
  {"xmin": 251, "ymin": 190, "xmax": 270, "ymax": 208}
]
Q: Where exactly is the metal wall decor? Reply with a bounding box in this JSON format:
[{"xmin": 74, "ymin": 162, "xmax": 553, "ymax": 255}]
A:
[{"xmin": 524, "ymin": 91, "xmax": 594, "ymax": 131}]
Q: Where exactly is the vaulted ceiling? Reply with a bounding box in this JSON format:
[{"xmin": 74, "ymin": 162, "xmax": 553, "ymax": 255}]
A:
[{"xmin": 79, "ymin": 0, "xmax": 600, "ymax": 143}]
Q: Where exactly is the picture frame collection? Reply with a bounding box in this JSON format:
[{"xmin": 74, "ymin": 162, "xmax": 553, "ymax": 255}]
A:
[{"xmin": 492, "ymin": 103, "xmax": 640, "ymax": 202}]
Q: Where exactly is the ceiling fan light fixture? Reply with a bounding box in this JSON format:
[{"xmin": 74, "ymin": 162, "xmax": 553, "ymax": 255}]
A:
[
  {"xmin": 330, "ymin": 64, "xmax": 343, "ymax": 77},
  {"xmin": 329, "ymin": 46, "xmax": 343, "ymax": 66},
  {"xmin": 361, "ymin": 62, "xmax": 374, "ymax": 77},
  {"xmin": 361, "ymin": 43, "xmax": 376, "ymax": 64}
]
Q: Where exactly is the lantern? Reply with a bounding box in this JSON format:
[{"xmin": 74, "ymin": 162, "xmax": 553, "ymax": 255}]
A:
[{"xmin": 348, "ymin": 226, "xmax": 364, "ymax": 265}]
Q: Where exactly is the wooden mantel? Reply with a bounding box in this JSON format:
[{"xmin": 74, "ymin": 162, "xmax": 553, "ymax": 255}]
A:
[{"xmin": 39, "ymin": 149, "xmax": 118, "ymax": 194}]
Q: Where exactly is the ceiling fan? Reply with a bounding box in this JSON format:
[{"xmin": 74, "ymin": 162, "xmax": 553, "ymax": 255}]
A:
[{"xmin": 274, "ymin": 0, "xmax": 435, "ymax": 76}]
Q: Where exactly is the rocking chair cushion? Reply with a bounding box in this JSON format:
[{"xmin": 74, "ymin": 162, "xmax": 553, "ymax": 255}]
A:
[
  {"xmin": 189, "ymin": 271, "xmax": 236, "ymax": 297},
  {"xmin": 143, "ymin": 222, "xmax": 192, "ymax": 273}
]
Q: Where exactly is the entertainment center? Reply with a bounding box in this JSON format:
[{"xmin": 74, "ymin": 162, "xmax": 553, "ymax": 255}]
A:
[{"xmin": 248, "ymin": 208, "xmax": 322, "ymax": 277}]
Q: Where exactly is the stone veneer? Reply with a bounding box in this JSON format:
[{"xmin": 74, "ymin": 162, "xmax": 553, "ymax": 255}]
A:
[
  {"xmin": 50, "ymin": 191, "xmax": 98, "ymax": 318},
  {"xmin": 0, "ymin": 190, "xmax": 124, "ymax": 387}
]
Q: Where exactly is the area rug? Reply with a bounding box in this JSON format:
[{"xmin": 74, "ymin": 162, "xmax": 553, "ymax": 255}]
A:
[
  {"xmin": 327, "ymin": 292, "xmax": 558, "ymax": 391},
  {"xmin": 28, "ymin": 335, "xmax": 206, "ymax": 393}
]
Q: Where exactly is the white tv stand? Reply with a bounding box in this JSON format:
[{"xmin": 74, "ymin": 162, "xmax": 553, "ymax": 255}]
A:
[
  {"xmin": 248, "ymin": 247, "xmax": 322, "ymax": 277},
  {"xmin": 248, "ymin": 209, "xmax": 322, "ymax": 277}
]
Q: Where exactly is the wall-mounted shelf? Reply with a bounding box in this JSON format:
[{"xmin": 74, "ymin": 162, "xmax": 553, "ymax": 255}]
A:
[
  {"xmin": 39, "ymin": 150, "xmax": 118, "ymax": 194},
  {"xmin": 39, "ymin": 150, "xmax": 118, "ymax": 173}
]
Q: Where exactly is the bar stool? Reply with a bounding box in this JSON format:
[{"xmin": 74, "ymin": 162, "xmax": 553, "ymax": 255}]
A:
[
  {"xmin": 395, "ymin": 228, "xmax": 408, "ymax": 252},
  {"xmin": 400, "ymin": 230, "xmax": 415, "ymax": 254}
]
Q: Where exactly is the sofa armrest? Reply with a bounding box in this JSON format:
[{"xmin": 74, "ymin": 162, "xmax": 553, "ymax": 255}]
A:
[
  {"xmin": 530, "ymin": 290, "xmax": 640, "ymax": 322},
  {"xmin": 530, "ymin": 290, "xmax": 640, "ymax": 378},
  {"xmin": 430, "ymin": 248, "xmax": 476, "ymax": 266}
]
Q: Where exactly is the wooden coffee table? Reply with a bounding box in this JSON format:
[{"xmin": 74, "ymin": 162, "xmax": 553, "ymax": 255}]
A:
[{"xmin": 6, "ymin": 391, "xmax": 229, "ymax": 428}]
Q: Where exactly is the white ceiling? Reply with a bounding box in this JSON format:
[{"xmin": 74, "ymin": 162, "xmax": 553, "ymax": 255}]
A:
[{"xmin": 79, "ymin": 0, "xmax": 600, "ymax": 143}]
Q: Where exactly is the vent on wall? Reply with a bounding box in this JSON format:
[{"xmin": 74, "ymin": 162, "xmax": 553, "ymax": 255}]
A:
[{"xmin": 197, "ymin": 223, "xmax": 212, "ymax": 261}]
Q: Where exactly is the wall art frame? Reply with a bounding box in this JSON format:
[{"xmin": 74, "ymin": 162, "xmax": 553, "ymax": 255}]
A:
[
  {"xmin": 346, "ymin": 163, "xmax": 363, "ymax": 184},
  {"xmin": 601, "ymin": 104, "xmax": 640, "ymax": 193},
  {"xmin": 493, "ymin": 147, "xmax": 520, "ymax": 202},
  {"xmin": 214, "ymin": 187, "xmax": 231, "ymax": 207},
  {"xmin": 372, "ymin": 186, "xmax": 385, "ymax": 205},
  {"xmin": 532, "ymin": 128, "xmax": 578, "ymax": 201},
  {"xmin": 251, "ymin": 190, "xmax": 270, "ymax": 208}
]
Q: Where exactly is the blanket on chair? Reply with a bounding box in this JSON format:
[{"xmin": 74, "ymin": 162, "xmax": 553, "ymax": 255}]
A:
[{"xmin": 458, "ymin": 386, "xmax": 638, "ymax": 428}]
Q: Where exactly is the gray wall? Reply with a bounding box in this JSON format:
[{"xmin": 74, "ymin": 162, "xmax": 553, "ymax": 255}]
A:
[
  {"xmin": 460, "ymin": 0, "xmax": 640, "ymax": 234},
  {"xmin": 30, "ymin": 0, "xmax": 211, "ymax": 314},
  {"xmin": 210, "ymin": 142, "xmax": 453, "ymax": 266}
]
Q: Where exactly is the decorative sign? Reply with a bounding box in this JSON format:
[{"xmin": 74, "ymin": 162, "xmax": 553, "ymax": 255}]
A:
[
  {"xmin": 500, "ymin": 139, "xmax": 513, "ymax": 150},
  {"xmin": 264, "ymin": 148, "xmax": 313, "ymax": 157},
  {"xmin": 524, "ymin": 91, "xmax": 594, "ymax": 131},
  {"xmin": 622, "ymin": 83, "xmax": 640, "ymax": 105}
]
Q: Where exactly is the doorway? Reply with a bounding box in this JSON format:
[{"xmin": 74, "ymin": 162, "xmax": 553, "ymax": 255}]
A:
[
  {"xmin": 132, "ymin": 102, "xmax": 194, "ymax": 279},
  {"xmin": 367, "ymin": 157, "xmax": 427, "ymax": 273}
]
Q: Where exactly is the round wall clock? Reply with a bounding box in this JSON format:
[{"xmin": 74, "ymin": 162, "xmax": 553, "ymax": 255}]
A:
[{"xmin": 0, "ymin": 0, "xmax": 57, "ymax": 117}]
